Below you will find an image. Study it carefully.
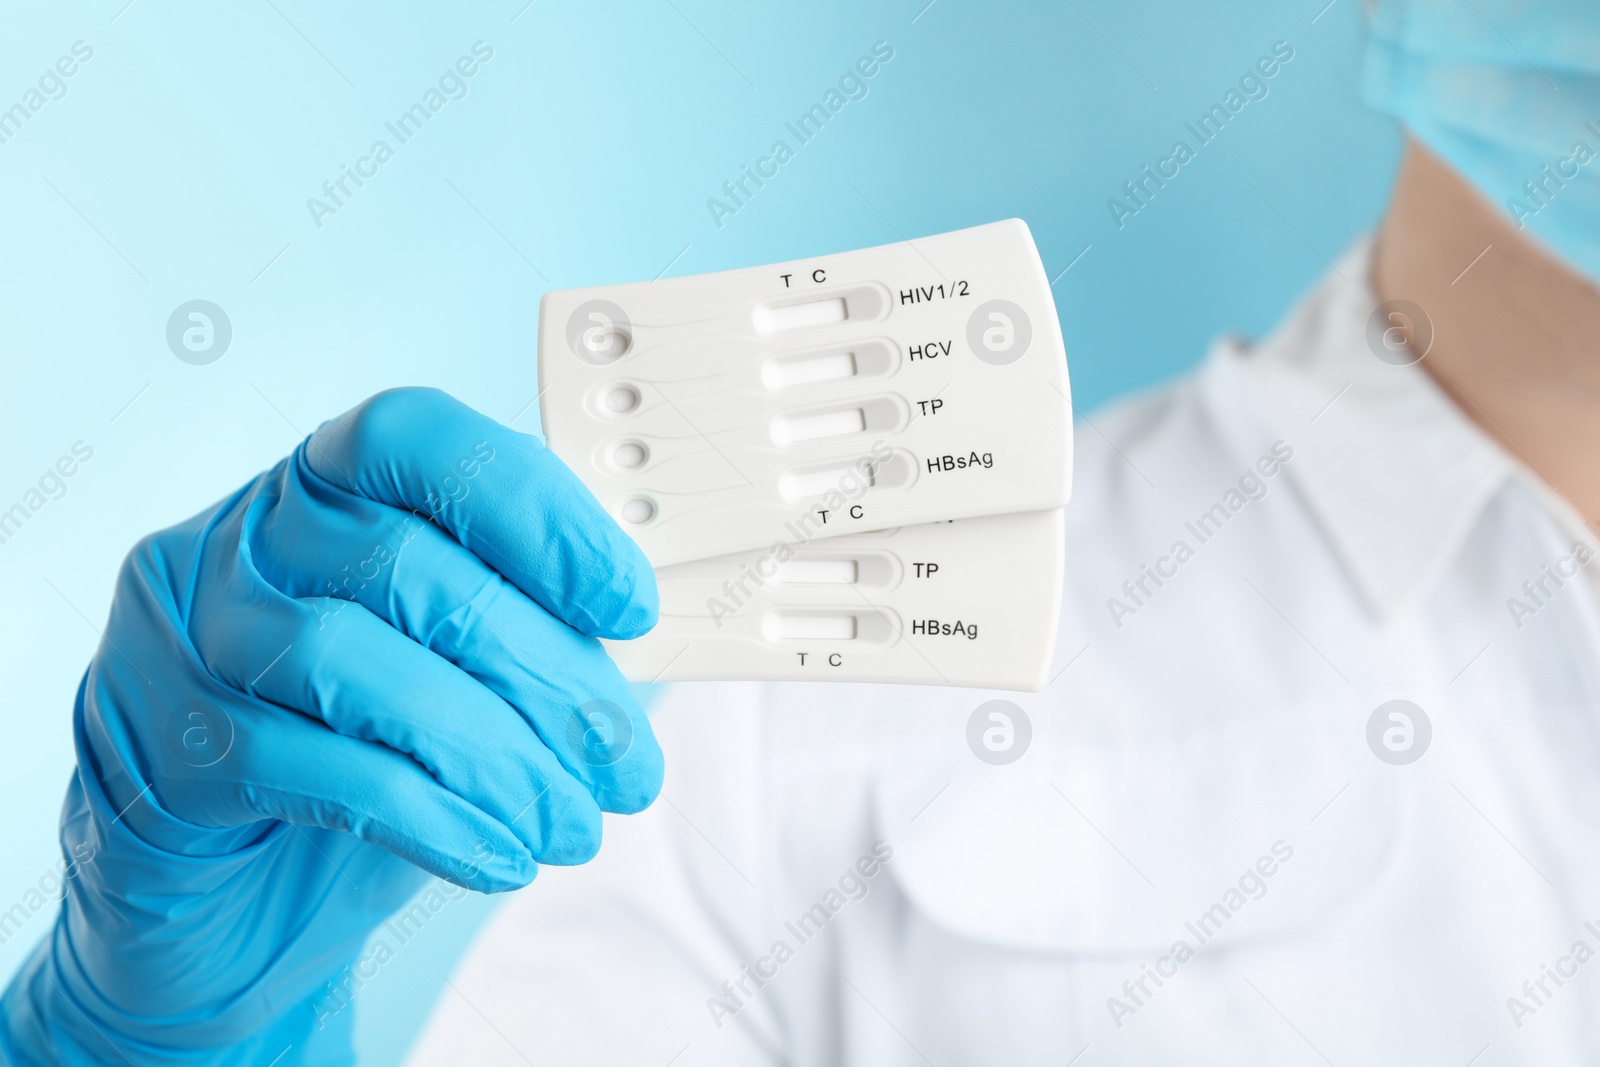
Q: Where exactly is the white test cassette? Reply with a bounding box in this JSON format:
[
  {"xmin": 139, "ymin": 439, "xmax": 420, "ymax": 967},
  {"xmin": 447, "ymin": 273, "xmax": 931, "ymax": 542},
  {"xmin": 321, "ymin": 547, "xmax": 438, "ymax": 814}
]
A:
[
  {"xmin": 537, "ymin": 220, "xmax": 1073, "ymax": 690},
  {"xmin": 538, "ymin": 219, "xmax": 1072, "ymax": 567}
]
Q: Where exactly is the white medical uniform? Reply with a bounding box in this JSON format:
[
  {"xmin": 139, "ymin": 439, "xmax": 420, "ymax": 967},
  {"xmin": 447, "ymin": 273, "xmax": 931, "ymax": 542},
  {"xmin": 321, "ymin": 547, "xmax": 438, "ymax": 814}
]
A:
[{"xmin": 409, "ymin": 243, "xmax": 1600, "ymax": 1066}]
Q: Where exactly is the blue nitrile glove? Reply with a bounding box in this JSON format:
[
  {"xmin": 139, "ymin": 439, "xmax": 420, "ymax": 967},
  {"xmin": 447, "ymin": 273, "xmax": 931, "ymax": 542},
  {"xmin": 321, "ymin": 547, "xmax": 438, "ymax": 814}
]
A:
[{"xmin": 0, "ymin": 388, "xmax": 663, "ymax": 1065}]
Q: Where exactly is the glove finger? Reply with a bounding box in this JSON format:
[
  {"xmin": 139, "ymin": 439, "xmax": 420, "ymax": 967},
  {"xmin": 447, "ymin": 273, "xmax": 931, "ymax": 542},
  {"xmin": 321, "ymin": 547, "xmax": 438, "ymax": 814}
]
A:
[
  {"xmin": 300, "ymin": 387, "xmax": 657, "ymax": 640},
  {"xmin": 190, "ymin": 584, "xmax": 604, "ymax": 866},
  {"xmin": 163, "ymin": 690, "xmax": 538, "ymax": 893},
  {"xmin": 244, "ymin": 713, "xmax": 538, "ymax": 893},
  {"xmin": 243, "ymin": 473, "xmax": 664, "ymax": 815}
]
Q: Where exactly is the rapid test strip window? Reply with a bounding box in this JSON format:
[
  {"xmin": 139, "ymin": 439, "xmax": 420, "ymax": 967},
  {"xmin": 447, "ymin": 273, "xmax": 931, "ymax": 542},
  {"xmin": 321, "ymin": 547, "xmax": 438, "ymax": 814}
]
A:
[
  {"xmin": 601, "ymin": 511, "xmax": 1067, "ymax": 692},
  {"xmin": 538, "ymin": 219, "xmax": 1073, "ymax": 568}
]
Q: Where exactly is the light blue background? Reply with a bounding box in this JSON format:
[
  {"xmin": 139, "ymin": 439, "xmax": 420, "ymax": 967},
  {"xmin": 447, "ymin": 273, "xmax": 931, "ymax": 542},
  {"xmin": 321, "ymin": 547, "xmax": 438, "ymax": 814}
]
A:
[{"xmin": 0, "ymin": 0, "xmax": 1398, "ymax": 1061}]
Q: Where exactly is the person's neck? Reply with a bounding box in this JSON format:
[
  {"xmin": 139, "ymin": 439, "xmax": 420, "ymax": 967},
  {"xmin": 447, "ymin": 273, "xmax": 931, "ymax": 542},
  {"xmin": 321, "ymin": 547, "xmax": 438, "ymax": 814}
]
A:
[{"xmin": 1373, "ymin": 141, "xmax": 1600, "ymax": 525}]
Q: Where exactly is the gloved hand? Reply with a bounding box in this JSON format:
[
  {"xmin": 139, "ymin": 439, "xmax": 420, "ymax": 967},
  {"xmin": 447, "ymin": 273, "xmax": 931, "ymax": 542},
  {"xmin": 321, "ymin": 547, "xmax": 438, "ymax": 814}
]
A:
[{"xmin": 0, "ymin": 388, "xmax": 664, "ymax": 1065}]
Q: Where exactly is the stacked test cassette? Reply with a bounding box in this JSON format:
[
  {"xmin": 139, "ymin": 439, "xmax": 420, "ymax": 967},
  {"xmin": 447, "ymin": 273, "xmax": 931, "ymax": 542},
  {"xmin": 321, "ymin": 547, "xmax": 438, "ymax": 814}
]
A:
[{"xmin": 537, "ymin": 220, "xmax": 1072, "ymax": 691}]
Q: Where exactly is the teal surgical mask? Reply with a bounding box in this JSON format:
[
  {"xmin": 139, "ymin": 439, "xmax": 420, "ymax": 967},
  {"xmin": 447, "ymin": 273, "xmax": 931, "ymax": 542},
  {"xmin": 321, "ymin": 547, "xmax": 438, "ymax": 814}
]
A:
[{"xmin": 1364, "ymin": 0, "xmax": 1600, "ymax": 283}]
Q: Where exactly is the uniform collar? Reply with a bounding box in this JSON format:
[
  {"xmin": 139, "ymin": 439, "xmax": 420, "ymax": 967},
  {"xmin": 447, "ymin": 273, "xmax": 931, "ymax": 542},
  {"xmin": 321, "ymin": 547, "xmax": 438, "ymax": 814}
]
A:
[{"xmin": 1222, "ymin": 238, "xmax": 1517, "ymax": 619}]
